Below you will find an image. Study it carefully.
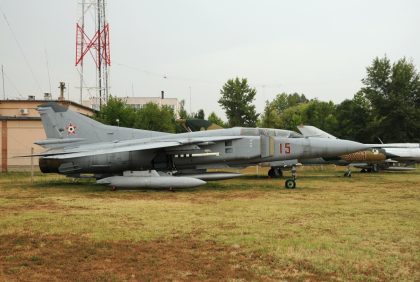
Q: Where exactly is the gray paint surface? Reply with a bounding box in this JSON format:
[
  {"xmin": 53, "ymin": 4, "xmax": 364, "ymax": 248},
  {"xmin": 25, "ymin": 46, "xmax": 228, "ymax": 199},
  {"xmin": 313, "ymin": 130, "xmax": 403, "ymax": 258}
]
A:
[{"xmin": 37, "ymin": 104, "xmax": 368, "ymax": 188}]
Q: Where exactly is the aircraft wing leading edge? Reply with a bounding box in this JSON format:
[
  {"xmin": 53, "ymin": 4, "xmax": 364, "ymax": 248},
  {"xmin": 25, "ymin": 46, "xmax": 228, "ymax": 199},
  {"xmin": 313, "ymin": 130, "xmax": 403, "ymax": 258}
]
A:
[{"xmin": 42, "ymin": 136, "xmax": 242, "ymax": 160}]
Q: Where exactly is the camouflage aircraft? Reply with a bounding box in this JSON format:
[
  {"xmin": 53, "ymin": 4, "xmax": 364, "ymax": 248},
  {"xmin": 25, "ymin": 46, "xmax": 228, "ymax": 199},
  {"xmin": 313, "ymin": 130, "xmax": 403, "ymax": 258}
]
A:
[
  {"xmin": 296, "ymin": 126, "xmax": 419, "ymax": 176},
  {"xmin": 33, "ymin": 103, "xmax": 367, "ymax": 189}
]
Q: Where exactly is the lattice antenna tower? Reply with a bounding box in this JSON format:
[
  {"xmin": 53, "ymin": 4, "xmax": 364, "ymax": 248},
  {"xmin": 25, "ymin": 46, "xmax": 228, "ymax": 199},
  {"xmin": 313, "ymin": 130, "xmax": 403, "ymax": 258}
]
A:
[{"xmin": 75, "ymin": 0, "xmax": 110, "ymax": 109}]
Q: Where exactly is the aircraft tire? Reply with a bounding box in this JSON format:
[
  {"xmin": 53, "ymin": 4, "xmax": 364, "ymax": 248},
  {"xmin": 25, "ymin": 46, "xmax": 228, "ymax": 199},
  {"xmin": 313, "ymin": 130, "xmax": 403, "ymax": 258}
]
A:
[
  {"xmin": 268, "ymin": 168, "xmax": 274, "ymax": 178},
  {"xmin": 285, "ymin": 179, "xmax": 296, "ymax": 189},
  {"xmin": 269, "ymin": 167, "xmax": 282, "ymax": 178},
  {"xmin": 276, "ymin": 168, "xmax": 283, "ymax": 178}
]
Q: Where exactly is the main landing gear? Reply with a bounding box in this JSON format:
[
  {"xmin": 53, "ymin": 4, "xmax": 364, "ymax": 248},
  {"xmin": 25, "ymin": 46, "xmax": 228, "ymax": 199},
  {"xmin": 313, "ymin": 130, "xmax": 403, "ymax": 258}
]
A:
[
  {"xmin": 268, "ymin": 167, "xmax": 283, "ymax": 178},
  {"xmin": 344, "ymin": 166, "xmax": 352, "ymax": 177},
  {"xmin": 360, "ymin": 164, "xmax": 379, "ymax": 173}
]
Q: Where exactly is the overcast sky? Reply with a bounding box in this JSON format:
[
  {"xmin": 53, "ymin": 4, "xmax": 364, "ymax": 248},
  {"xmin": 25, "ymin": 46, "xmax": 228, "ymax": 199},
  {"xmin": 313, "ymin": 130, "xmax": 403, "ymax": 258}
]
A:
[{"xmin": 0, "ymin": 0, "xmax": 419, "ymax": 118}]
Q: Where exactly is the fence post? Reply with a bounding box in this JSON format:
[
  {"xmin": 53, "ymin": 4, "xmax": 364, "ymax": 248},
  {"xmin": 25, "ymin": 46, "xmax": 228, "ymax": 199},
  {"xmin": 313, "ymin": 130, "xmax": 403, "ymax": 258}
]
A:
[{"xmin": 30, "ymin": 147, "xmax": 34, "ymax": 184}]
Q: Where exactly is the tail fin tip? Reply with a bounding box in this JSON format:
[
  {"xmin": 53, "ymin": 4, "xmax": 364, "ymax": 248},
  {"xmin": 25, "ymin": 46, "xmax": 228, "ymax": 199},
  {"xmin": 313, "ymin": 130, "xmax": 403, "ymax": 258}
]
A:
[{"xmin": 38, "ymin": 102, "xmax": 68, "ymax": 112}]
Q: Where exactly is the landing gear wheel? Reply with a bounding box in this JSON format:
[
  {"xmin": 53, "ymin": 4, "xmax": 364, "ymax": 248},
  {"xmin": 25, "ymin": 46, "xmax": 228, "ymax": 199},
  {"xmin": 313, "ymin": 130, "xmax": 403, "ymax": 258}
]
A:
[
  {"xmin": 285, "ymin": 179, "xmax": 296, "ymax": 189},
  {"xmin": 344, "ymin": 171, "xmax": 352, "ymax": 177},
  {"xmin": 111, "ymin": 186, "xmax": 117, "ymax": 191},
  {"xmin": 343, "ymin": 165, "xmax": 352, "ymax": 177},
  {"xmin": 360, "ymin": 168, "xmax": 367, "ymax": 173},
  {"xmin": 268, "ymin": 167, "xmax": 282, "ymax": 178}
]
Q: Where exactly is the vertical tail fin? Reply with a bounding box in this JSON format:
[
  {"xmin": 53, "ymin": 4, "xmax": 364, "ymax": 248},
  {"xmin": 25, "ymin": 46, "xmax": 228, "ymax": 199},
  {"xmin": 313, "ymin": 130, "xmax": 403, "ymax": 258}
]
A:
[
  {"xmin": 37, "ymin": 102, "xmax": 172, "ymax": 144},
  {"xmin": 37, "ymin": 102, "xmax": 107, "ymax": 143},
  {"xmin": 297, "ymin": 125, "xmax": 337, "ymax": 139}
]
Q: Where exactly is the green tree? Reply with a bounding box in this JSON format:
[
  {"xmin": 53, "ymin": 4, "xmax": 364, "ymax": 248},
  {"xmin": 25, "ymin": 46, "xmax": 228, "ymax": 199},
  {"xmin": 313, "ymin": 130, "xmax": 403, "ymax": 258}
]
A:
[
  {"xmin": 359, "ymin": 56, "xmax": 420, "ymax": 142},
  {"xmin": 259, "ymin": 92, "xmax": 310, "ymax": 129},
  {"xmin": 280, "ymin": 103, "xmax": 310, "ymax": 130},
  {"xmin": 335, "ymin": 92, "xmax": 376, "ymax": 142},
  {"xmin": 178, "ymin": 99, "xmax": 189, "ymax": 119},
  {"xmin": 218, "ymin": 77, "xmax": 259, "ymax": 127},
  {"xmin": 207, "ymin": 112, "xmax": 226, "ymax": 128},
  {"xmin": 260, "ymin": 98, "xmax": 338, "ymax": 133},
  {"xmin": 133, "ymin": 103, "xmax": 176, "ymax": 133},
  {"xmin": 259, "ymin": 101, "xmax": 282, "ymax": 128},
  {"xmin": 193, "ymin": 109, "xmax": 205, "ymax": 120},
  {"xmin": 94, "ymin": 96, "xmax": 135, "ymax": 127},
  {"xmin": 271, "ymin": 92, "xmax": 309, "ymax": 112},
  {"xmin": 304, "ymin": 100, "xmax": 337, "ymax": 134}
]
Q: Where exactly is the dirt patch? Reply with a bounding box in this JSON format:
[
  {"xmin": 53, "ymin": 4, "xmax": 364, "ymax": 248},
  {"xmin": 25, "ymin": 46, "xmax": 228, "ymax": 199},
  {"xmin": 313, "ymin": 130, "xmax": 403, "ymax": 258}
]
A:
[
  {"xmin": 0, "ymin": 233, "xmax": 315, "ymax": 281},
  {"xmin": 79, "ymin": 188, "xmax": 272, "ymax": 205},
  {"xmin": 0, "ymin": 200, "xmax": 77, "ymax": 214}
]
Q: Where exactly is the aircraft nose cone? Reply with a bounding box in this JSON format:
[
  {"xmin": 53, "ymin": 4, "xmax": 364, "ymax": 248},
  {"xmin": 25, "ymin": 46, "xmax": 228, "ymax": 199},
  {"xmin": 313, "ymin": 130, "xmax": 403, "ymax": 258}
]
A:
[
  {"xmin": 306, "ymin": 138, "xmax": 369, "ymax": 158},
  {"xmin": 325, "ymin": 139, "xmax": 368, "ymax": 156},
  {"xmin": 343, "ymin": 140, "xmax": 369, "ymax": 153}
]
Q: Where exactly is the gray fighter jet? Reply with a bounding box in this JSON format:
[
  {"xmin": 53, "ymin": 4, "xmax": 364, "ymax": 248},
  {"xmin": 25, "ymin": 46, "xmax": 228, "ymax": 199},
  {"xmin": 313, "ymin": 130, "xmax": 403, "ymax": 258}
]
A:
[{"xmin": 33, "ymin": 103, "xmax": 367, "ymax": 189}]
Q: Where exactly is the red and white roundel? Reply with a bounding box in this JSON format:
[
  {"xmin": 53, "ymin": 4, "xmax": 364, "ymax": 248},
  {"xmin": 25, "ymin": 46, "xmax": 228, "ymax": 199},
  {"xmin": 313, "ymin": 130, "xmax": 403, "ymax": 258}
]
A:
[{"xmin": 66, "ymin": 123, "xmax": 77, "ymax": 135}]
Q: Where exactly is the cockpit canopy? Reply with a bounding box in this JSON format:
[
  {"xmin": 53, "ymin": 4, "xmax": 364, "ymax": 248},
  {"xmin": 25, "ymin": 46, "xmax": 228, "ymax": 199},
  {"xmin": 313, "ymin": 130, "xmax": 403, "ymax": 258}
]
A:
[{"xmin": 239, "ymin": 127, "xmax": 303, "ymax": 138}]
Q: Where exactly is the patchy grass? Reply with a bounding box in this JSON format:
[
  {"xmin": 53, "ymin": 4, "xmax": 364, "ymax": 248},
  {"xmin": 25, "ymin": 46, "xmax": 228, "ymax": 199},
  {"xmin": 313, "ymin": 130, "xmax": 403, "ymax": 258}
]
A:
[
  {"xmin": 0, "ymin": 234, "xmax": 276, "ymax": 281},
  {"xmin": 0, "ymin": 167, "xmax": 419, "ymax": 281}
]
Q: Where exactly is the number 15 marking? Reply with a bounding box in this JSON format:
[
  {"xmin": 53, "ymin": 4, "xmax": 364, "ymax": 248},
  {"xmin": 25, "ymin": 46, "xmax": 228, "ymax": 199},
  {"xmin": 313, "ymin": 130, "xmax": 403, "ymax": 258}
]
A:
[{"xmin": 280, "ymin": 143, "xmax": 291, "ymax": 154}]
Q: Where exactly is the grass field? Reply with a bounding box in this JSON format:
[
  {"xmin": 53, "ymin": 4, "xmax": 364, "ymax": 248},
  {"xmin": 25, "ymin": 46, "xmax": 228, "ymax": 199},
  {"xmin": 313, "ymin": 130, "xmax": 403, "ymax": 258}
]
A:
[{"xmin": 0, "ymin": 167, "xmax": 419, "ymax": 281}]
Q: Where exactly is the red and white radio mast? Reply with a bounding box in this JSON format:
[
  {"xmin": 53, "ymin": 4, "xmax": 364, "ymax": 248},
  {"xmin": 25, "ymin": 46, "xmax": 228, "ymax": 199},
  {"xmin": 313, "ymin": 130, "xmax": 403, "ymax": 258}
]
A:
[{"xmin": 75, "ymin": 0, "xmax": 110, "ymax": 109}]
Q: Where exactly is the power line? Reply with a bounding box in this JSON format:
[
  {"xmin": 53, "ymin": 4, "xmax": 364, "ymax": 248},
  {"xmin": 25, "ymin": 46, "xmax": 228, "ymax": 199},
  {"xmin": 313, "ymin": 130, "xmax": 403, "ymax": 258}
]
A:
[
  {"xmin": 4, "ymin": 72, "xmax": 23, "ymax": 98},
  {"xmin": 113, "ymin": 61, "xmax": 283, "ymax": 90},
  {"xmin": 1, "ymin": 65, "xmax": 5, "ymax": 99},
  {"xmin": 0, "ymin": 5, "xmax": 43, "ymax": 93}
]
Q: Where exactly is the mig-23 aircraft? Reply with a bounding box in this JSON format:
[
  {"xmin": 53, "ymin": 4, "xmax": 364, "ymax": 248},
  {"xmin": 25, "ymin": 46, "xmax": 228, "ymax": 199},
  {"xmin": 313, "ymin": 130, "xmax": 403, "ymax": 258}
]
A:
[{"xmin": 33, "ymin": 103, "xmax": 367, "ymax": 189}]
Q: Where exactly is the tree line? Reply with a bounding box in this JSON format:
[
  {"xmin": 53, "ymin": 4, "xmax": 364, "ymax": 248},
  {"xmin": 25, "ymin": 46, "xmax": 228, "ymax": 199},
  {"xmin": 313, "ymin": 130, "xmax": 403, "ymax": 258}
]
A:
[
  {"xmin": 96, "ymin": 56, "xmax": 420, "ymax": 142},
  {"xmin": 258, "ymin": 56, "xmax": 420, "ymax": 142},
  {"xmin": 95, "ymin": 95, "xmax": 227, "ymax": 133}
]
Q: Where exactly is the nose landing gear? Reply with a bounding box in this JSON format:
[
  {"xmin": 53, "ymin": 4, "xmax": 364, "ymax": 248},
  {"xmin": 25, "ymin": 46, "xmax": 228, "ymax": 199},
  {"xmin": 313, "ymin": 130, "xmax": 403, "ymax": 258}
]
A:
[
  {"xmin": 285, "ymin": 179, "xmax": 296, "ymax": 189},
  {"xmin": 284, "ymin": 166, "xmax": 297, "ymax": 189}
]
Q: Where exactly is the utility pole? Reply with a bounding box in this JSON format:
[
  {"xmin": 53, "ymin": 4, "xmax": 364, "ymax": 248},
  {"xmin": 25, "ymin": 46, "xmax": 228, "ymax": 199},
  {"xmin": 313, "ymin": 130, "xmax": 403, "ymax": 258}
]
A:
[
  {"xmin": 189, "ymin": 86, "xmax": 192, "ymax": 115},
  {"xmin": 97, "ymin": 0, "xmax": 102, "ymax": 109},
  {"xmin": 76, "ymin": 0, "xmax": 110, "ymax": 109},
  {"xmin": 79, "ymin": 0, "xmax": 85, "ymax": 104},
  {"xmin": 30, "ymin": 147, "xmax": 34, "ymax": 184},
  {"xmin": 58, "ymin": 82, "xmax": 66, "ymax": 101}
]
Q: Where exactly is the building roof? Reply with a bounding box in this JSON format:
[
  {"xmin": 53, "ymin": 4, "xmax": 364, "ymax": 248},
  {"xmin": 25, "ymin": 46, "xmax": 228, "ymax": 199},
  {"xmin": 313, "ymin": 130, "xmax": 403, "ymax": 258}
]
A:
[
  {"xmin": 0, "ymin": 99, "xmax": 97, "ymax": 113},
  {"xmin": 0, "ymin": 116, "xmax": 41, "ymax": 121}
]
